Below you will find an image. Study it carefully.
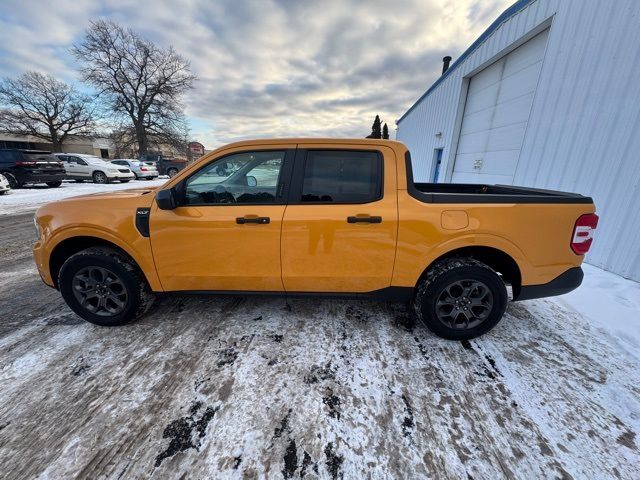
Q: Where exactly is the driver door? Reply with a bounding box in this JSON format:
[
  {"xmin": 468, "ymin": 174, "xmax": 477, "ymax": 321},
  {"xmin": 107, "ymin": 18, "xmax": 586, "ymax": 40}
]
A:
[{"xmin": 149, "ymin": 146, "xmax": 295, "ymax": 292}]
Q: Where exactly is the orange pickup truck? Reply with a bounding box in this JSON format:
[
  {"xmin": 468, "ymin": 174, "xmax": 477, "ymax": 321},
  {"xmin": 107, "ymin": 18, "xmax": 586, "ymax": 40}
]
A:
[{"xmin": 33, "ymin": 139, "xmax": 598, "ymax": 339}]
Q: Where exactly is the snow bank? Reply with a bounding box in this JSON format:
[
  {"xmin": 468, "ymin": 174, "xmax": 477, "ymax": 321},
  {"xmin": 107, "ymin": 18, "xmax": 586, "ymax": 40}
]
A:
[
  {"xmin": 0, "ymin": 179, "xmax": 168, "ymax": 215},
  {"xmin": 560, "ymin": 262, "xmax": 640, "ymax": 361}
]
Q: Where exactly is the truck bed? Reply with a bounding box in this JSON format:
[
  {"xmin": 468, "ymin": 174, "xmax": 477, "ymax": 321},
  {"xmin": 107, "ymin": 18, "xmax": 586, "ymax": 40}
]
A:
[
  {"xmin": 405, "ymin": 154, "xmax": 593, "ymax": 204},
  {"xmin": 410, "ymin": 183, "xmax": 593, "ymax": 204}
]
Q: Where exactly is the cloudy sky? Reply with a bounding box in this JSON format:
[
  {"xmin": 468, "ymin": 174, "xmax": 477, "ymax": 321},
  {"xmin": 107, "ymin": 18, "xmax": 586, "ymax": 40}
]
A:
[{"xmin": 0, "ymin": 0, "xmax": 512, "ymax": 148}]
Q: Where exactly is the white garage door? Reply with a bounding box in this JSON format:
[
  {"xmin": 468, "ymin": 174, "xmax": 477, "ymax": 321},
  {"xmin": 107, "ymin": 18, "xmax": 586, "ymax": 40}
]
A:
[{"xmin": 452, "ymin": 29, "xmax": 549, "ymax": 184}]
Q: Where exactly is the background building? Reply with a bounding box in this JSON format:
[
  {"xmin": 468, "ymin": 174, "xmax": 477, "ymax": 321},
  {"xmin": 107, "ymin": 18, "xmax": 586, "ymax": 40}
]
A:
[
  {"xmin": 0, "ymin": 134, "xmax": 114, "ymax": 158},
  {"xmin": 396, "ymin": 0, "xmax": 640, "ymax": 281}
]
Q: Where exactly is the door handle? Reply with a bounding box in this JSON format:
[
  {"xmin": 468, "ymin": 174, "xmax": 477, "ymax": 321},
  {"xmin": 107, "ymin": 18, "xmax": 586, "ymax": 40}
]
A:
[
  {"xmin": 347, "ymin": 216, "xmax": 382, "ymax": 224},
  {"xmin": 236, "ymin": 216, "xmax": 270, "ymax": 224}
]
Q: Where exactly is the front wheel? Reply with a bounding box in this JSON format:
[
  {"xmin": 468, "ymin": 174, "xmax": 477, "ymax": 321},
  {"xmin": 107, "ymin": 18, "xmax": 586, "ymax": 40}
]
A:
[
  {"xmin": 93, "ymin": 171, "xmax": 108, "ymax": 184},
  {"xmin": 58, "ymin": 247, "xmax": 154, "ymax": 326},
  {"xmin": 46, "ymin": 181, "xmax": 62, "ymax": 187},
  {"xmin": 413, "ymin": 258, "xmax": 507, "ymax": 340}
]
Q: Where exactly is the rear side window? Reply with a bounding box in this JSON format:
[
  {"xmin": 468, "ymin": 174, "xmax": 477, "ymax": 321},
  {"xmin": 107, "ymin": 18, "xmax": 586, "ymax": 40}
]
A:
[
  {"xmin": 0, "ymin": 150, "xmax": 23, "ymax": 161},
  {"xmin": 23, "ymin": 152, "xmax": 57, "ymax": 162},
  {"xmin": 301, "ymin": 150, "xmax": 382, "ymax": 203}
]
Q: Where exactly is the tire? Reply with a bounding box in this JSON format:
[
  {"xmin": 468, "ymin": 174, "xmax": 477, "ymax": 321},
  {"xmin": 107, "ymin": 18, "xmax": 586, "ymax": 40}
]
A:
[
  {"xmin": 93, "ymin": 171, "xmax": 108, "ymax": 184},
  {"xmin": 3, "ymin": 172, "xmax": 21, "ymax": 189},
  {"xmin": 413, "ymin": 257, "xmax": 508, "ymax": 340},
  {"xmin": 58, "ymin": 247, "xmax": 155, "ymax": 326},
  {"xmin": 46, "ymin": 181, "xmax": 62, "ymax": 188},
  {"xmin": 167, "ymin": 168, "xmax": 178, "ymax": 178}
]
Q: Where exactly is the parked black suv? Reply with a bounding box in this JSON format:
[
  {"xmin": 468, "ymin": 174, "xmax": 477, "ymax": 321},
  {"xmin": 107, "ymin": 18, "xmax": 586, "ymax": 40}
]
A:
[{"xmin": 0, "ymin": 149, "xmax": 66, "ymax": 188}]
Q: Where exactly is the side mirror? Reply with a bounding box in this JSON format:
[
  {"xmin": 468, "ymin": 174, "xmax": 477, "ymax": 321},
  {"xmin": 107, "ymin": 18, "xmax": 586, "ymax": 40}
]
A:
[
  {"xmin": 246, "ymin": 175, "xmax": 257, "ymax": 187},
  {"xmin": 156, "ymin": 188, "xmax": 177, "ymax": 210}
]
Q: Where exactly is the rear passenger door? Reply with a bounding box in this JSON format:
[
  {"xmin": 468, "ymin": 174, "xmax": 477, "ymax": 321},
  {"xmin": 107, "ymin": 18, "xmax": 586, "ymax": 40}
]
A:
[
  {"xmin": 281, "ymin": 145, "xmax": 398, "ymax": 293},
  {"xmin": 59, "ymin": 156, "xmax": 80, "ymax": 178},
  {"xmin": 68, "ymin": 156, "xmax": 91, "ymax": 178}
]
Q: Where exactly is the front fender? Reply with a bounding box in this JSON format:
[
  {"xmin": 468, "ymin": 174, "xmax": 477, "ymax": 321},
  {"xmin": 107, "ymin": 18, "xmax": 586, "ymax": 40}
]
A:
[{"xmin": 36, "ymin": 224, "xmax": 163, "ymax": 291}]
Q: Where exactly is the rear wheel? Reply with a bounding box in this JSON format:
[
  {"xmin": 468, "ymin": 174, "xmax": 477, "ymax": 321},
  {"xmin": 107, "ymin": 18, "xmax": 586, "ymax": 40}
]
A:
[
  {"xmin": 4, "ymin": 172, "xmax": 21, "ymax": 189},
  {"xmin": 46, "ymin": 181, "xmax": 62, "ymax": 187},
  {"xmin": 58, "ymin": 247, "xmax": 154, "ymax": 326},
  {"xmin": 413, "ymin": 257, "xmax": 507, "ymax": 340},
  {"xmin": 93, "ymin": 171, "xmax": 108, "ymax": 184},
  {"xmin": 167, "ymin": 167, "xmax": 178, "ymax": 178}
]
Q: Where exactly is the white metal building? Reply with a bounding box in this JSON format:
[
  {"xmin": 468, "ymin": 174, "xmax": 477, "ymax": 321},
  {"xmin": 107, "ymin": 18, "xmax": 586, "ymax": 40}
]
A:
[{"xmin": 396, "ymin": 0, "xmax": 640, "ymax": 281}]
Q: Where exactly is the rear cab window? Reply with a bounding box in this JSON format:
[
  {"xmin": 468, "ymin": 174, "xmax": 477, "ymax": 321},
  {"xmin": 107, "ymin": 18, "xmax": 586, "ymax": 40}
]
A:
[{"xmin": 297, "ymin": 150, "xmax": 383, "ymax": 204}]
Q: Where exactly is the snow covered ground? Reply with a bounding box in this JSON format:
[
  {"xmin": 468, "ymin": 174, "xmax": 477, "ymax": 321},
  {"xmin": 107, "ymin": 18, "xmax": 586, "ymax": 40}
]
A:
[
  {"xmin": 561, "ymin": 263, "xmax": 640, "ymax": 363},
  {"xmin": 0, "ymin": 212, "xmax": 638, "ymax": 479},
  {"xmin": 0, "ymin": 178, "xmax": 168, "ymax": 215}
]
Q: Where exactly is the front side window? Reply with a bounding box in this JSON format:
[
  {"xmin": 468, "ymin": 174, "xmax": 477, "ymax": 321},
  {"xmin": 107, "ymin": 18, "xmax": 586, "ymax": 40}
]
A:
[
  {"xmin": 185, "ymin": 150, "xmax": 285, "ymax": 205},
  {"xmin": 301, "ymin": 150, "xmax": 382, "ymax": 203}
]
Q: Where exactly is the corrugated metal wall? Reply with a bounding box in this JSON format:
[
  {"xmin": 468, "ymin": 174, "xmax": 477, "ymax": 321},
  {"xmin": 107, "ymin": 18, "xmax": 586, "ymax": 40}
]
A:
[{"xmin": 396, "ymin": 0, "xmax": 640, "ymax": 281}]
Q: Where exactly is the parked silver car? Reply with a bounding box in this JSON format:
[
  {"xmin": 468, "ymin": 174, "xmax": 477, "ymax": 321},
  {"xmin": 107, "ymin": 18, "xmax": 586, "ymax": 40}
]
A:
[
  {"xmin": 0, "ymin": 173, "xmax": 10, "ymax": 194},
  {"xmin": 54, "ymin": 153, "xmax": 134, "ymax": 184},
  {"xmin": 111, "ymin": 159, "xmax": 159, "ymax": 180}
]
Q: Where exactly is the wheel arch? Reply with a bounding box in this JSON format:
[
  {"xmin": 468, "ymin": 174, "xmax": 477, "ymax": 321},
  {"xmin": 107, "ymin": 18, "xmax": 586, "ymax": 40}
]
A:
[
  {"xmin": 416, "ymin": 246, "xmax": 522, "ymax": 299},
  {"xmin": 49, "ymin": 236, "xmax": 150, "ymax": 289}
]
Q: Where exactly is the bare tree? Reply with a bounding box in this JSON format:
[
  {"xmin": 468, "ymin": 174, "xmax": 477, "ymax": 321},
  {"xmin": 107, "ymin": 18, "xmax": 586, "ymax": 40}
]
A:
[
  {"xmin": 73, "ymin": 20, "xmax": 196, "ymax": 156},
  {"xmin": 0, "ymin": 71, "xmax": 97, "ymax": 152}
]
